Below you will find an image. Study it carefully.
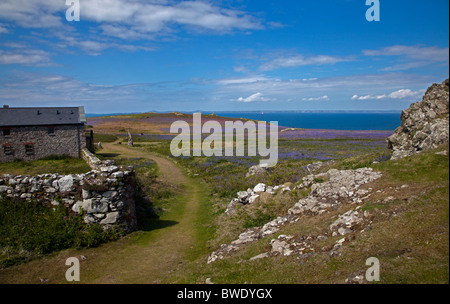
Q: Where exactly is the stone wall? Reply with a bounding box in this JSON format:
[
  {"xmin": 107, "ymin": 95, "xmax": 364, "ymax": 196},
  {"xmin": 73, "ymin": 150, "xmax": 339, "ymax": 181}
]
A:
[
  {"xmin": 0, "ymin": 124, "xmax": 86, "ymax": 162},
  {"xmin": 0, "ymin": 149, "xmax": 137, "ymax": 231}
]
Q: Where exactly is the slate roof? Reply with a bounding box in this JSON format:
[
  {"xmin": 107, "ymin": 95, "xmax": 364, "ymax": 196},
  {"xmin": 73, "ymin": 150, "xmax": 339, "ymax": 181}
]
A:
[{"xmin": 0, "ymin": 106, "xmax": 86, "ymax": 127}]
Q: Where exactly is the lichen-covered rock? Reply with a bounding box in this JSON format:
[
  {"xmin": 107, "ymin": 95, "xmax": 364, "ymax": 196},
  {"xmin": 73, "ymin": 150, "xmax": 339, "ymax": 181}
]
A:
[
  {"xmin": 329, "ymin": 207, "xmax": 365, "ymax": 236},
  {"xmin": 387, "ymin": 79, "xmax": 449, "ymax": 159}
]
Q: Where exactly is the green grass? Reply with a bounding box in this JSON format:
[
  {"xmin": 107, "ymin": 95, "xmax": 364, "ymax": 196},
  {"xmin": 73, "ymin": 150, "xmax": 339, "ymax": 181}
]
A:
[
  {"xmin": 372, "ymin": 145, "xmax": 449, "ymax": 183},
  {"xmin": 0, "ymin": 156, "xmax": 91, "ymax": 175},
  {"xmin": 93, "ymin": 133, "xmax": 119, "ymax": 143}
]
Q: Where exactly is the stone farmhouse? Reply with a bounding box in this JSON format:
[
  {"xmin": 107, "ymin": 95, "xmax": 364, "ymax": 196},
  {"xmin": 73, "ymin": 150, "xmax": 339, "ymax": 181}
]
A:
[{"xmin": 0, "ymin": 105, "xmax": 88, "ymax": 162}]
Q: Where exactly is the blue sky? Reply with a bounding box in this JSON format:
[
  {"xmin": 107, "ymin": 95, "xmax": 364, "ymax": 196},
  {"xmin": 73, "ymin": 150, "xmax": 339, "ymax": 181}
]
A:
[{"xmin": 0, "ymin": 0, "xmax": 448, "ymax": 114}]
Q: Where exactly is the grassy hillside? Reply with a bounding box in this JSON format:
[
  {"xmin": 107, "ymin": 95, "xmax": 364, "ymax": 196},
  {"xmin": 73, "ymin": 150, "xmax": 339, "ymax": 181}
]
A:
[{"xmin": 173, "ymin": 144, "xmax": 449, "ymax": 284}]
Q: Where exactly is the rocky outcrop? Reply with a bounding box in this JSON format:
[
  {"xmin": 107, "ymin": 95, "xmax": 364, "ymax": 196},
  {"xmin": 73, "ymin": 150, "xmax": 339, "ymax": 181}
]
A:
[
  {"xmin": 225, "ymin": 182, "xmax": 292, "ymax": 215},
  {"xmin": 387, "ymin": 79, "xmax": 449, "ymax": 160},
  {"xmin": 288, "ymin": 168, "xmax": 382, "ymax": 216},
  {"xmin": 227, "ymin": 161, "xmax": 335, "ymax": 215},
  {"xmin": 247, "ymin": 204, "xmax": 375, "ymax": 264},
  {"xmin": 207, "ymin": 167, "xmax": 382, "ymax": 264}
]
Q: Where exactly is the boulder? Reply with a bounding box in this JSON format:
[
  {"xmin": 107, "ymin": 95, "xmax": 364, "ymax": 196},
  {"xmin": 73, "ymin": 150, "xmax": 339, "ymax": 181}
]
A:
[{"xmin": 253, "ymin": 183, "xmax": 266, "ymax": 193}]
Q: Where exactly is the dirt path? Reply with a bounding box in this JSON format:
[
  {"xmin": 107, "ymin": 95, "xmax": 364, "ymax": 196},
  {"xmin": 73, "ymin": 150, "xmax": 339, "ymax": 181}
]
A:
[
  {"xmin": 102, "ymin": 141, "xmax": 187, "ymax": 184},
  {"xmin": 0, "ymin": 142, "xmax": 206, "ymax": 284}
]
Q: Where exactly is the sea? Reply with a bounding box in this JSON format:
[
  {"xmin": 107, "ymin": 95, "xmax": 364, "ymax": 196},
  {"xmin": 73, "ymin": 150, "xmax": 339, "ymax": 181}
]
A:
[
  {"xmin": 87, "ymin": 111, "xmax": 402, "ymax": 131},
  {"xmin": 215, "ymin": 112, "xmax": 401, "ymax": 131}
]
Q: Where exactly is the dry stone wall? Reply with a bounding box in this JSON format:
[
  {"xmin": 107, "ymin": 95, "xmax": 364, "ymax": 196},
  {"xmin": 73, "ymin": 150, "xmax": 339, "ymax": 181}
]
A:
[{"xmin": 0, "ymin": 149, "xmax": 137, "ymax": 231}]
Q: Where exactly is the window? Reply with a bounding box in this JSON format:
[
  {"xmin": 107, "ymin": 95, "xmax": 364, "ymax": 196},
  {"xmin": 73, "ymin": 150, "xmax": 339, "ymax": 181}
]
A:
[
  {"xmin": 2, "ymin": 129, "xmax": 10, "ymax": 136},
  {"xmin": 48, "ymin": 127, "xmax": 55, "ymax": 135},
  {"xmin": 25, "ymin": 144, "xmax": 34, "ymax": 155},
  {"xmin": 3, "ymin": 145, "xmax": 12, "ymax": 155}
]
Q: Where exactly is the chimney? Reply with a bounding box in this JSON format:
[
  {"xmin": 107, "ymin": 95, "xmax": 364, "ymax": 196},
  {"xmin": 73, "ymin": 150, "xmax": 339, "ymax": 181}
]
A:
[{"xmin": 3, "ymin": 105, "xmax": 9, "ymax": 108}]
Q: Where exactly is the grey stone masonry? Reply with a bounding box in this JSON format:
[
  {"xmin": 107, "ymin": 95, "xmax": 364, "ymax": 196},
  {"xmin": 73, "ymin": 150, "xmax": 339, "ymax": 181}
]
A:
[
  {"xmin": 0, "ymin": 149, "xmax": 137, "ymax": 231},
  {"xmin": 0, "ymin": 106, "xmax": 87, "ymax": 163},
  {"xmin": 0, "ymin": 124, "xmax": 86, "ymax": 162}
]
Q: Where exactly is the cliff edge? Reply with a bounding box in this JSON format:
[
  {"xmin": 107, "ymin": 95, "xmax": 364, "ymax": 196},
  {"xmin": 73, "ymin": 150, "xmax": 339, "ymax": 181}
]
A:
[{"xmin": 387, "ymin": 79, "xmax": 449, "ymax": 160}]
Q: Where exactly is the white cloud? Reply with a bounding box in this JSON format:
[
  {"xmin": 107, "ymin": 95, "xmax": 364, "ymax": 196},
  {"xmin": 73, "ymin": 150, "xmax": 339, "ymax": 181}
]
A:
[
  {"xmin": 0, "ymin": 71, "xmax": 435, "ymax": 112},
  {"xmin": 0, "ymin": 0, "xmax": 263, "ymax": 35},
  {"xmin": 0, "ymin": 24, "xmax": 8, "ymax": 35},
  {"xmin": 217, "ymin": 73, "xmax": 431, "ymax": 94},
  {"xmin": 99, "ymin": 24, "xmax": 155, "ymax": 41},
  {"xmin": 260, "ymin": 54, "xmax": 352, "ymax": 71},
  {"xmin": 217, "ymin": 76, "xmax": 270, "ymax": 86},
  {"xmin": 213, "ymin": 72, "xmax": 433, "ymax": 108},
  {"xmin": 352, "ymin": 89, "xmax": 426, "ymax": 101},
  {"xmin": 233, "ymin": 66, "xmax": 249, "ymax": 73},
  {"xmin": 302, "ymin": 95, "xmax": 329, "ymax": 101},
  {"xmin": 237, "ymin": 92, "xmax": 271, "ymax": 102},
  {"xmin": 0, "ymin": 0, "xmax": 265, "ymax": 56},
  {"xmin": 0, "ymin": 71, "xmax": 157, "ymax": 109},
  {"xmin": 0, "ymin": 0, "xmax": 63, "ymax": 28},
  {"xmin": 363, "ymin": 45, "xmax": 449, "ymax": 71},
  {"xmin": 387, "ymin": 89, "xmax": 426, "ymax": 99},
  {"xmin": 364, "ymin": 45, "xmax": 449, "ymax": 61},
  {"xmin": 0, "ymin": 49, "xmax": 55, "ymax": 66}
]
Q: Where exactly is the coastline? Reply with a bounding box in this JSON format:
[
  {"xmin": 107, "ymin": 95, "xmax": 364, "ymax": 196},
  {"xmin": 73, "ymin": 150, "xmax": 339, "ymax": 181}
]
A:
[{"xmin": 87, "ymin": 111, "xmax": 401, "ymax": 131}]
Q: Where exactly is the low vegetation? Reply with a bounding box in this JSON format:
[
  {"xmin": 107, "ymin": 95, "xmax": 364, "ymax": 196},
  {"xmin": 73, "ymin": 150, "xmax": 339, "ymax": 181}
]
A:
[
  {"xmin": 0, "ymin": 155, "xmax": 91, "ymax": 176},
  {"xmin": 0, "ymin": 198, "xmax": 123, "ymax": 268},
  {"xmin": 140, "ymin": 136, "xmax": 390, "ymax": 199}
]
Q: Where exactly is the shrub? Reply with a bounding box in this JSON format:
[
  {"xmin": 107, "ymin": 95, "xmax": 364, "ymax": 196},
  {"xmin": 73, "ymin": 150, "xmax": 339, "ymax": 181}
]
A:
[{"xmin": 0, "ymin": 197, "xmax": 122, "ymax": 267}]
